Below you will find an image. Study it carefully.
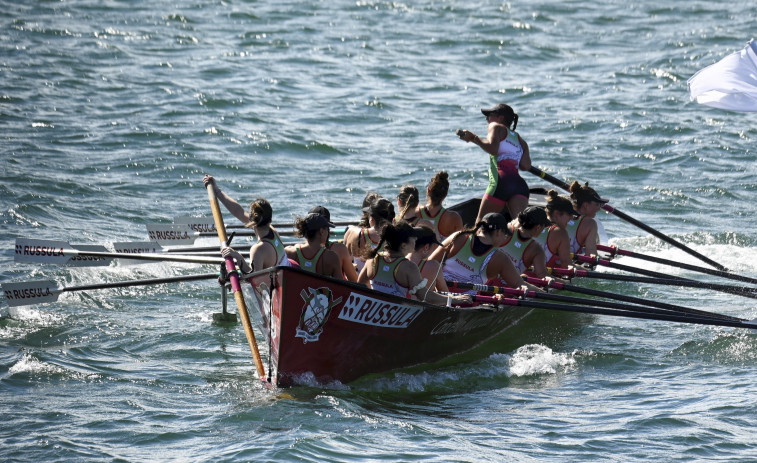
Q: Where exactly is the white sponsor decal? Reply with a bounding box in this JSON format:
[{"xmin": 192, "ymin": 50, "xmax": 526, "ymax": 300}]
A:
[{"xmin": 338, "ymin": 292, "xmax": 423, "ymax": 328}]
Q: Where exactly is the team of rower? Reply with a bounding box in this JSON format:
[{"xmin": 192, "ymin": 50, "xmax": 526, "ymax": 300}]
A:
[{"xmin": 202, "ymin": 101, "xmax": 610, "ymax": 304}]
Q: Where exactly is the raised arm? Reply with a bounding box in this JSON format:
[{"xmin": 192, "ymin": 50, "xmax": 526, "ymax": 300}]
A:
[{"xmin": 203, "ymin": 174, "xmax": 251, "ymax": 225}]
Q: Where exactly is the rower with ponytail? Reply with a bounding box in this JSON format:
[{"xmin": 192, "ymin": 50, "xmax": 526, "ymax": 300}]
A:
[
  {"xmin": 429, "ymin": 212, "xmax": 542, "ymax": 293},
  {"xmin": 358, "ymin": 221, "xmax": 470, "ymax": 306}
]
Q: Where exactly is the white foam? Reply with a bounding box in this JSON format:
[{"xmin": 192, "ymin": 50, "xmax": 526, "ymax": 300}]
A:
[
  {"xmin": 8, "ymin": 353, "xmax": 65, "ymax": 376},
  {"xmin": 502, "ymin": 344, "xmax": 577, "ymax": 377}
]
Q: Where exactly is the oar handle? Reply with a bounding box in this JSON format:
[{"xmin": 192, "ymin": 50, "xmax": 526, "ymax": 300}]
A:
[{"xmin": 528, "ymin": 166, "xmax": 728, "ymax": 272}]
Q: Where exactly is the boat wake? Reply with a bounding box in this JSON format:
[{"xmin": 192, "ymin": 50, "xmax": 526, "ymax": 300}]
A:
[{"xmin": 347, "ymin": 345, "xmax": 578, "ymax": 393}]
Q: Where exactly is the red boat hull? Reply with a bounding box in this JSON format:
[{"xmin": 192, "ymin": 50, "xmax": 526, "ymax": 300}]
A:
[{"xmin": 245, "ymin": 266, "xmax": 533, "ymax": 387}]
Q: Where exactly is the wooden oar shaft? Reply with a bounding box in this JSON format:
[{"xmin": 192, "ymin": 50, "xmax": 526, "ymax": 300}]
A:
[
  {"xmin": 207, "ymin": 184, "xmax": 267, "ymax": 381},
  {"xmin": 528, "ymin": 166, "xmax": 728, "ymax": 271},
  {"xmin": 598, "ymin": 244, "xmax": 757, "ymax": 285}
]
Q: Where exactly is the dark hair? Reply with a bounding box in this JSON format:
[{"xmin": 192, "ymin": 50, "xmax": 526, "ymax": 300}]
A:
[
  {"xmin": 517, "ymin": 207, "xmax": 550, "ymax": 230},
  {"xmin": 293, "ymin": 215, "xmax": 321, "ymax": 240},
  {"xmin": 397, "ymin": 184, "xmax": 419, "ymax": 218},
  {"xmin": 426, "ymin": 171, "xmax": 449, "ymax": 205},
  {"xmin": 545, "ymin": 190, "xmax": 576, "ymax": 216},
  {"xmin": 458, "ymin": 212, "xmax": 508, "ymax": 237},
  {"xmin": 497, "ymin": 105, "xmax": 518, "ymax": 131},
  {"xmin": 366, "ymin": 197, "xmax": 395, "ymax": 230},
  {"xmin": 363, "ymin": 220, "xmax": 416, "ymax": 265},
  {"xmin": 359, "ymin": 192, "xmax": 381, "ymax": 227},
  {"xmin": 569, "ymin": 181, "xmax": 600, "ymax": 209},
  {"xmin": 246, "ymin": 198, "xmax": 272, "ymax": 228},
  {"xmin": 414, "ymin": 225, "xmax": 440, "ymax": 251}
]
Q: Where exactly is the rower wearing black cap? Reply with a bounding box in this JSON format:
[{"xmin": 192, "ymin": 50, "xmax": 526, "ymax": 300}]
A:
[
  {"xmin": 307, "ymin": 205, "xmax": 358, "ymax": 281},
  {"xmin": 456, "ymin": 103, "xmax": 532, "ymax": 223},
  {"xmin": 285, "ymin": 213, "xmax": 343, "ymax": 279},
  {"xmin": 429, "ymin": 212, "xmax": 542, "ymax": 293}
]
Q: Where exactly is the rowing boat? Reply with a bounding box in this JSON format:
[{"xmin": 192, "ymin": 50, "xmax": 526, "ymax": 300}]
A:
[
  {"xmin": 242, "ymin": 196, "xmax": 538, "ymax": 387},
  {"xmin": 244, "ymin": 265, "xmax": 532, "ymax": 387},
  {"xmin": 8, "ymin": 188, "xmax": 753, "ymax": 388}
]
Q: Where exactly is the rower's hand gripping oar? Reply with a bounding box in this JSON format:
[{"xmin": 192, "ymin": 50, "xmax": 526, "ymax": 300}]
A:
[
  {"xmin": 206, "ymin": 183, "xmax": 268, "ymax": 383},
  {"xmin": 528, "ymin": 165, "xmax": 728, "ymax": 272}
]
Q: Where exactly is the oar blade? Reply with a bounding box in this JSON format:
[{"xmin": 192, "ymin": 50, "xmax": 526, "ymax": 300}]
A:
[
  {"xmin": 14, "ymin": 238, "xmax": 76, "ymax": 266},
  {"xmin": 66, "ymin": 244, "xmax": 113, "ymax": 267},
  {"xmin": 173, "ymin": 216, "xmax": 217, "ymax": 233},
  {"xmin": 145, "ymin": 224, "xmax": 198, "ymax": 246},
  {"xmin": 2, "ymin": 280, "xmax": 61, "ymax": 307},
  {"xmin": 112, "ymin": 241, "xmax": 165, "ymax": 266}
]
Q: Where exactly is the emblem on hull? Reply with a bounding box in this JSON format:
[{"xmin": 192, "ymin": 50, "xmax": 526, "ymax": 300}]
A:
[{"xmin": 296, "ymin": 287, "xmax": 343, "ymax": 343}]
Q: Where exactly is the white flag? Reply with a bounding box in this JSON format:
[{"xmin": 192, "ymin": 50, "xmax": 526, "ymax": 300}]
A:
[{"xmin": 687, "ymin": 39, "xmax": 757, "ymax": 112}]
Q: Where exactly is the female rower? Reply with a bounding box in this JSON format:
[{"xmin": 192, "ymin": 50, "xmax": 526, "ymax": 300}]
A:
[
  {"xmin": 285, "ymin": 212, "xmax": 342, "ymax": 279},
  {"xmin": 396, "ymin": 184, "xmax": 433, "ymax": 229},
  {"xmin": 201, "ymin": 178, "xmax": 290, "ymax": 273},
  {"xmin": 499, "ymin": 206, "xmax": 549, "ymax": 278},
  {"xmin": 532, "ymin": 190, "xmax": 575, "ymax": 269},
  {"xmin": 429, "ymin": 212, "xmax": 541, "ymax": 292},
  {"xmin": 343, "ymin": 196, "xmax": 395, "ymax": 274},
  {"xmin": 308, "ymin": 205, "xmax": 358, "ymax": 281},
  {"xmin": 566, "ymin": 181, "xmax": 605, "ymax": 256},
  {"xmin": 418, "ymin": 171, "xmax": 463, "ymax": 240},
  {"xmin": 407, "ymin": 225, "xmax": 447, "ymax": 292},
  {"xmin": 458, "ymin": 103, "xmax": 532, "ymax": 223},
  {"xmin": 358, "ymin": 221, "xmax": 470, "ymax": 306},
  {"xmin": 396, "ymin": 184, "xmax": 422, "ymax": 224},
  {"xmin": 570, "ymin": 180, "xmax": 609, "ymax": 245}
]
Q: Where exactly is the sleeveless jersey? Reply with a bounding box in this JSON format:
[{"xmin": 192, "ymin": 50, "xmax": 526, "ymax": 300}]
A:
[
  {"xmin": 491, "ymin": 129, "xmax": 523, "ymax": 173},
  {"xmin": 443, "ymin": 233, "xmax": 497, "ymax": 294},
  {"xmin": 369, "ymin": 255, "xmax": 409, "ymax": 298},
  {"xmin": 498, "ymin": 225, "xmax": 533, "ymax": 274},
  {"xmin": 533, "ymin": 225, "xmax": 561, "ymax": 268},
  {"xmin": 260, "ymin": 229, "xmax": 291, "ymax": 268},
  {"xmin": 419, "ymin": 205, "xmax": 446, "ymax": 239},
  {"xmin": 294, "ymin": 244, "xmax": 325, "ymax": 273},
  {"xmin": 564, "ymin": 216, "xmax": 586, "ymax": 254}
]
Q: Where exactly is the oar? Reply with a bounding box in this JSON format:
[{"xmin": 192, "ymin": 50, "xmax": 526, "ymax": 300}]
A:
[
  {"xmin": 206, "ymin": 183, "xmax": 268, "ymax": 383},
  {"xmin": 146, "ymin": 223, "xmax": 348, "ymax": 246},
  {"xmin": 549, "ymin": 266, "xmax": 757, "ymax": 299},
  {"xmin": 2, "ymin": 273, "xmax": 218, "ymax": 307},
  {"xmin": 146, "ymin": 223, "xmax": 256, "ymax": 246},
  {"xmin": 528, "ymin": 165, "xmax": 728, "ymax": 271},
  {"xmin": 521, "ymin": 277, "xmax": 743, "ymax": 322},
  {"xmin": 450, "ymin": 280, "xmax": 743, "ymax": 322},
  {"xmin": 471, "ymin": 294, "xmax": 757, "ymax": 331},
  {"xmin": 598, "ymin": 244, "xmax": 757, "ymax": 285},
  {"xmin": 573, "ymin": 254, "xmax": 692, "ymax": 281},
  {"xmin": 174, "ymin": 216, "xmax": 356, "ymax": 230},
  {"xmin": 14, "ymin": 238, "xmax": 224, "ymax": 266}
]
